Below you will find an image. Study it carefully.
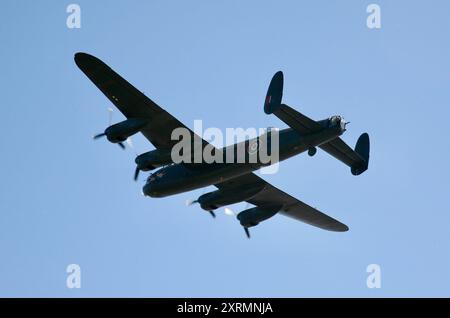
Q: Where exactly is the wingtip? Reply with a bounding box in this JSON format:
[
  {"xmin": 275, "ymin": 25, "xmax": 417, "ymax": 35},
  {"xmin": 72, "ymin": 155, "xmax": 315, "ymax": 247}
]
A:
[
  {"xmin": 331, "ymin": 224, "xmax": 349, "ymax": 232},
  {"xmin": 74, "ymin": 52, "xmax": 104, "ymax": 71},
  {"xmin": 74, "ymin": 52, "xmax": 88, "ymax": 64},
  {"xmin": 327, "ymin": 220, "xmax": 349, "ymax": 232}
]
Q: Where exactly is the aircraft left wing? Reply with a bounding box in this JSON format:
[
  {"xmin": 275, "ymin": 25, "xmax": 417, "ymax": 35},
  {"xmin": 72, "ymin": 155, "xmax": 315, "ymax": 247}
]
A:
[
  {"xmin": 215, "ymin": 173, "xmax": 349, "ymax": 232},
  {"xmin": 75, "ymin": 52, "xmax": 209, "ymax": 150}
]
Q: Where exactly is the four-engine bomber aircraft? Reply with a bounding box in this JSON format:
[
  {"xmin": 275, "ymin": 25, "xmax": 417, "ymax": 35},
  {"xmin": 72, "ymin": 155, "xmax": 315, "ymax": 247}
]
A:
[{"xmin": 75, "ymin": 52, "xmax": 370, "ymax": 238}]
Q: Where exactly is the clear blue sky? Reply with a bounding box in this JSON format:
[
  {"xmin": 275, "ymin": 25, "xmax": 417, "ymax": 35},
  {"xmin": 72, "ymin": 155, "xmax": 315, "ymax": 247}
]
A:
[{"xmin": 1, "ymin": 0, "xmax": 449, "ymax": 297}]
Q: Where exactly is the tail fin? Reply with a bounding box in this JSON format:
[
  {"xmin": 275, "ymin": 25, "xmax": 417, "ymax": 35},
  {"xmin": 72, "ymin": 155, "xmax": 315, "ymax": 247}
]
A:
[
  {"xmin": 351, "ymin": 133, "xmax": 370, "ymax": 176},
  {"xmin": 264, "ymin": 71, "xmax": 283, "ymax": 114}
]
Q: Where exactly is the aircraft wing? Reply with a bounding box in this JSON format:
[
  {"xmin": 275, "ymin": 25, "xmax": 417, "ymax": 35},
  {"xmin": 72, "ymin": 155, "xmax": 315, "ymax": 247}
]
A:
[
  {"xmin": 75, "ymin": 52, "xmax": 208, "ymax": 150},
  {"xmin": 215, "ymin": 173, "xmax": 349, "ymax": 232}
]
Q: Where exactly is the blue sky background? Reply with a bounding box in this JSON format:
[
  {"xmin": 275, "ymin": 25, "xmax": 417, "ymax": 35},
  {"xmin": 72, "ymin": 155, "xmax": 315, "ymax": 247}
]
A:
[{"xmin": 1, "ymin": 0, "xmax": 449, "ymax": 297}]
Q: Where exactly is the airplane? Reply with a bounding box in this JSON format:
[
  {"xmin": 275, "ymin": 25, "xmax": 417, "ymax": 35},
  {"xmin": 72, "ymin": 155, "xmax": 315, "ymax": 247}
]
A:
[{"xmin": 74, "ymin": 52, "xmax": 370, "ymax": 238}]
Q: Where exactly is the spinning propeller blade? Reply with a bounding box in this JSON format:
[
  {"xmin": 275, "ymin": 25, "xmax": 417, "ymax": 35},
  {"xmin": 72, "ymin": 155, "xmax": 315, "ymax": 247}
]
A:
[
  {"xmin": 185, "ymin": 199, "xmax": 197, "ymax": 206},
  {"xmin": 107, "ymin": 107, "xmax": 113, "ymax": 125},
  {"xmin": 93, "ymin": 108, "xmax": 126, "ymax": 150},
  {"xmin": 185, "ymin": 191, "xmax": 215, "ymax": 218},
  {"xmin": 93, "ymin": 133, "xmax": 106, "ymax": 139},
  {"xmin": 224, "ymin": 207, "xmax": 236, "ymax": 216},
  {"xmin": 224, "ymin": 204, "xmax": 252, "ymax": 239},
  {"xmin": 134, "ymin": 166, "xmax": 140, "ymax": 181}
]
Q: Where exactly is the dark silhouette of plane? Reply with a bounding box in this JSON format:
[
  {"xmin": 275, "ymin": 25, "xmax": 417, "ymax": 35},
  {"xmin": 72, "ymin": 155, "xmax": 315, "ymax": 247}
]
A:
[{"xmin": 75, "ymin": 52, "xmax": 370, "ymax": 238}]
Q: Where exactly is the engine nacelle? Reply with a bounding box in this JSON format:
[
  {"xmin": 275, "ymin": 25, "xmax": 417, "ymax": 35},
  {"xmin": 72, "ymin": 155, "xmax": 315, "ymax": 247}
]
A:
[
  {"xmin": 196, "ymin": 184, "xmax": 266, "ymax": 211},
  {"xmin": 135, "ymin": 149, "xmax": 173, "ymax": 171},
  {"xmin": 104, "ymin": 118, "xmax": 149, "ymax": 143},
  {"xmin": 237, "ymin": 205, "xmax": 282, "ymax": 228}
]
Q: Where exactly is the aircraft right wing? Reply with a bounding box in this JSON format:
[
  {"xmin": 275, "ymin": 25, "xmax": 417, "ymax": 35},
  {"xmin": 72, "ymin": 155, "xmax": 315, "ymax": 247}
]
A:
[{"xmin": 215, "ymin": 172, "xmax": 349, "ymax": 232}]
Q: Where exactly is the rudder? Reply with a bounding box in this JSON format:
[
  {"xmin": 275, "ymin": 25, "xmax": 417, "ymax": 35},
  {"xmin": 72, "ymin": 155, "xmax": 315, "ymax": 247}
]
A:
[
  {"xmin": 351, "ymin": 133, "xmax": 370, "ymax": 175},
  {"xmin": 264, "ymin": 71, "xmax": 283, "ymax": 114}
]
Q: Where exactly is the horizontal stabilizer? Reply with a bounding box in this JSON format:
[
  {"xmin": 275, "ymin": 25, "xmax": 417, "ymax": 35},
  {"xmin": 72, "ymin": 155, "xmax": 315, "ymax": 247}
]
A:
[
  {"xmin": 319, "ymin": 133, "xmax": 370, "ymax": 176},
  {"xmin": 272, "ymin": 103, "xmax": 322, "ymax": 135}
]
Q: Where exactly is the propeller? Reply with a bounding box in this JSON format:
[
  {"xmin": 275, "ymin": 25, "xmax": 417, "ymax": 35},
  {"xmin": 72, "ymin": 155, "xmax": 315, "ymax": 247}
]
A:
[
  {"xmin": 92, "ymin": 108, "xmax": 126, "ymax": 149},
  {"xmin": 124, "ymin": 139, "xmax": 143, "ymax": 181},
  {"xmin": 208, "ymin": 211, "xmax": 216, "ymax": 218},
  {"xmin": 224, "ymin": 204, "xmax": 252, "ymax": 239},
  {"xmin": 243, "ymin": 227, "xmax": 251, "ymax": 239},
  {"xmin": 126, "ymin": 137, "xmax": 135, "ymax": 152},
  {"xmin": 185, "ymin": 199, "xmax": 197, "ymax": 206},
  {"xmin": 133, "ymin": 166, "xmax": 141, "ymax": 181},
  {"xmin": 94, "ymin": 109, "xmax": 141, "ymax": 180},
  {"xmin": 108, "ymin": 107, "xmax": 113, "ymax": 125},
  {"xmin": 224, "ymin": 207, "xmax": 236, "ymax": 216},
  {"xmin": 93, "ymin": 132, "xmax": 106, "ymax": 139},
  {"xmin": 92, "ymin": 132, "xmax": 126, "ymax": 149},
  {"xmin": 185, "ymin": 192, "xmax": 216, "ymax": 218}
]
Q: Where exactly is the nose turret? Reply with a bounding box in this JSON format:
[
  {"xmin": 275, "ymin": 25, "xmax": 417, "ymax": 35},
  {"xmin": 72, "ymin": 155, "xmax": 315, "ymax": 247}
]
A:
[
  {"xmin": 339, "ymin": 117, "xmax": 349, "ymax": 132},
  {"xmin": 143, "ymin": 182, "xmax": 163, "ymax": 198},
  {"xmin": 329, "ymin": 115, "xmax": 348, "ymax": 133}
]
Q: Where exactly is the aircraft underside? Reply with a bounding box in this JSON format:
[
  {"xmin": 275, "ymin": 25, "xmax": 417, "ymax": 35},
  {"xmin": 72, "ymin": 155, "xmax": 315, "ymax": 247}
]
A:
[{"xmin": 75, "ymin": 52, "xmax": 370, "ymax": 237}]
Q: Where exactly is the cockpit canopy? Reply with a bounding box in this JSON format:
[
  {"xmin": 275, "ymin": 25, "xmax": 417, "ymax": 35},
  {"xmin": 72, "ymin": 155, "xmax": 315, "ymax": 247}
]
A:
[{"xmin": 146, "ymin": 163, "xmax": 176, "ymax": 182}]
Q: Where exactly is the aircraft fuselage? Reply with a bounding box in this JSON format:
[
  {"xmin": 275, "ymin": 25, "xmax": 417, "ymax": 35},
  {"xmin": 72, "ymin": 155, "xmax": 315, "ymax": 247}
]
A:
[{"xmin": 143, "ymin": 124, "xmax": 344, "ymax": 197}]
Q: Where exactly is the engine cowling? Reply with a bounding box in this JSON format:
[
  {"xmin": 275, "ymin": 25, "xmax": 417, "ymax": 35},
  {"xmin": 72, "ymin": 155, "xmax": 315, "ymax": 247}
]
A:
[
  {"xmin": 104, "ymin": 118, "xmax": 149, "ymax": 143},
  {"xmin": 196, "ymin": 184, "xmax": 266, "ymax": 211},
  {"xmin": 135, "ymin": 149, "xmax": 173, "ymax": 171},
  {"xmin": 237, "ymin": 205, "xmax": 282, "ymax": 228}
]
